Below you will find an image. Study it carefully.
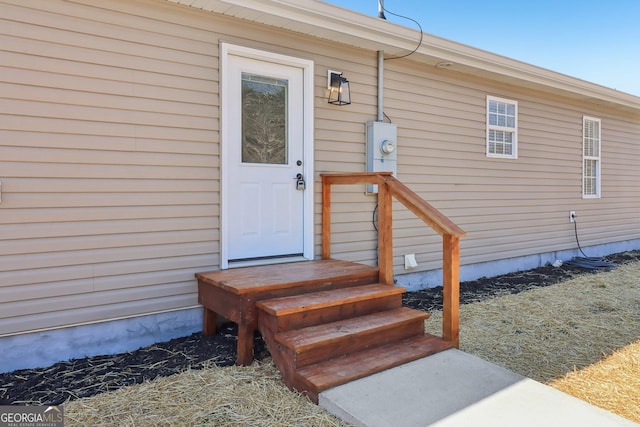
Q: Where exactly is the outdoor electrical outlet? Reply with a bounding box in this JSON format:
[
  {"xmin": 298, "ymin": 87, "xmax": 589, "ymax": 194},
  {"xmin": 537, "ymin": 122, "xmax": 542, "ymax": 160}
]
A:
[{"xmin": 569, "ymin": 211, "xmax": 576, "ymax": 223}]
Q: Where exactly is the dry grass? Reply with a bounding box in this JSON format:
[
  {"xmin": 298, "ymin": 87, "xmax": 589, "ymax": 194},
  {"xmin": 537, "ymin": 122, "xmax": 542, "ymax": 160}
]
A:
[
  {"xmin": 65, "ymin": 262, "xmax": 640, "ymax": 426},
  {"xmin": 549, "ymin": 340, "xmax": 640, "ymax": 423},
  {"xmin": 65, "ymin": 361, "xmax": 349, "ymax": 426},
  {"xmin": 425, "ymin": 261, "xmax": 640, "ymax": 422}
]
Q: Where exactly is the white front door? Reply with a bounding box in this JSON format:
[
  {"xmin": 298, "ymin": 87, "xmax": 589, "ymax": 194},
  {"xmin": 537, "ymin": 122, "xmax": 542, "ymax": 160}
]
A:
[{"xmin": 221, "ymin": 45, "xmax": 314, "ymax": 267}]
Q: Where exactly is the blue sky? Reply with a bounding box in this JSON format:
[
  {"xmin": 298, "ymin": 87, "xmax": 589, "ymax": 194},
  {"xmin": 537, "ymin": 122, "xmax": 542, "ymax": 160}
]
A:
[{"xmin": 325, "ymin": 0, "xmax": 640, "ymax": 97}]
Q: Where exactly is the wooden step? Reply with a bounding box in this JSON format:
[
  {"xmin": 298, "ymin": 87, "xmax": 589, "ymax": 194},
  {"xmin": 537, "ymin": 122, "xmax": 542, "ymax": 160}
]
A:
[
  {"xmin": 256, "ymin": 284, "xmax": 405, "ymax": 332},
  {"xmin": 296, "ymin": 334, "xmax": 454, "ymax": 403},
  {"xmin": 198, "ymin": 259, "xmax": 379, "ymax": 296},
  {"xmin": 275, "ymin": 307, "xmax": 429, "ymax": 368},
  {"xmin": 196, "ymin": 259, "xmax": 379, "ymax": 365}
]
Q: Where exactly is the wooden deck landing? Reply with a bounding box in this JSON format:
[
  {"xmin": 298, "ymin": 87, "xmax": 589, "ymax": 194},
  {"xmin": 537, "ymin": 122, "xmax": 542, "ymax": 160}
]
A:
[{"xmin": 195, "ymin": 259, "xmax": 379, "ymax": 365}]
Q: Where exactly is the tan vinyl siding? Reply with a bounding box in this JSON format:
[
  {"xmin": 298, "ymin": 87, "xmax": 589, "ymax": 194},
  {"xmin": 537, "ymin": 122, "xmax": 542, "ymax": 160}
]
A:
[
  {"xmin": 0, "ymin": 0, "xmax": 220, "ymax": 335},
  {"xmin": 381, "ymin": 61, "xmax": 640, "ymax": 272},
  {"xmin": 2, "ymin": 0, "xmax": 639, "ymax": 336}
]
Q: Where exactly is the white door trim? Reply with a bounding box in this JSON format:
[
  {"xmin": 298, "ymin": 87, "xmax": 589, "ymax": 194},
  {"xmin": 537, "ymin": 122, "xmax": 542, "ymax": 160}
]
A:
[{"xmin": 220, "ymin": 43, "xmax": 314, "ymax": 269}]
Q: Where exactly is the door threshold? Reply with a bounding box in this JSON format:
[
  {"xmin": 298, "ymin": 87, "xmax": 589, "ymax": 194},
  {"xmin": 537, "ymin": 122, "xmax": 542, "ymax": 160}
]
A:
[{"xmin": 227, "ymin": 255, "xmax": 308, "ymax": 269}]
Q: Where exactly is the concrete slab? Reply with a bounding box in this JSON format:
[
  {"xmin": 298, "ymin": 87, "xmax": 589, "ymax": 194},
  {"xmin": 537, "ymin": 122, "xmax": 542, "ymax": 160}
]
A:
[{"xmin": 319, "ymin": 349, "xmax": 636, "ymax": 427}]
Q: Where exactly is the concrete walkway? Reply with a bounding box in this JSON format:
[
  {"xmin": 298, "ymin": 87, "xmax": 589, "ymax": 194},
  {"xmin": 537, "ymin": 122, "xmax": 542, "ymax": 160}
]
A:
[{"xmin": 319, "ymin": 349, "xmax": 637, "ymax": 427}]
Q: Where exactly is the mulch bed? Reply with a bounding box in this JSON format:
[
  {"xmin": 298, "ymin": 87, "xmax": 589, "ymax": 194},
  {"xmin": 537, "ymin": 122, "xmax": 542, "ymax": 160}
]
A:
[{"xmin": 2, "ymin": 251, "xmax": 639, "ymax": 406}]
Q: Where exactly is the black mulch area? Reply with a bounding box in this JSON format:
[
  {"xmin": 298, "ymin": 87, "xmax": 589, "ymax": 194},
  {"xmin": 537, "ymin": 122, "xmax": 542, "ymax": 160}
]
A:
[
  {"xmin": 2, "ymin": 251, "xmax": 639, "ymax": 406},
  {"xmin": 403, "ymin": 251, "xmax": 639, "ymax": 312}
]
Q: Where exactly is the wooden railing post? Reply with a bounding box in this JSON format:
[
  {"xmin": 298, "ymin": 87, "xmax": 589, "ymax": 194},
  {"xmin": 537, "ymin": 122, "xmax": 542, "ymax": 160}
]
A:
[
  {"xmin": 377, "ymin": 178, "xmax": 394, "ymax": 285},
  {"xmin": 321, "ymin": 173, "xmax": 465, "ymax": 346},
  {"xmin": 321, "ymin": 175, "xmax": 331, "ymax": 259},
  {"xmin": 442, "ymin": 233, "xmax": 460, "ymax": 348}
]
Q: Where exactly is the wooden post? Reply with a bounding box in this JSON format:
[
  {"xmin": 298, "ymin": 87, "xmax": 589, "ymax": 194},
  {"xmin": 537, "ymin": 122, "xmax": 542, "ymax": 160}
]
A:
[
  {"xmin": 321, "ymin": 176, "xmax": 331, "ymax": 259},
  {"xmin": 202, "ymin": 307, "xmax": 218, "ymax": 336},
  {"xmin": 377, "ymin": 179, "xmax": 394, "ymax": 284},
  {"xmin": 442, "ymin": 234, "xmax": 460, "ymax": 347},
  {"xmin": 237, "ymin": 324, "xmax": 254, "ymax": 366}
]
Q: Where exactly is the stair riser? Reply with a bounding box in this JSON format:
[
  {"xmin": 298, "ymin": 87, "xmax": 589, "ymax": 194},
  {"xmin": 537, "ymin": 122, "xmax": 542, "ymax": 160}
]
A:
[
  {"xmin": 246, "ymin": 280, "xmax": 383, "ymax": 325},
  {"xmin": 289, "ymin": 318, "xmax": 427, "ymax": 368},
  {"xmin": 267, "ymin": 294, "xmax": 403, "ymax": 332},
  {"xmin": 327, "ymin": 272, "xmax": 380, "ymax": 288}
]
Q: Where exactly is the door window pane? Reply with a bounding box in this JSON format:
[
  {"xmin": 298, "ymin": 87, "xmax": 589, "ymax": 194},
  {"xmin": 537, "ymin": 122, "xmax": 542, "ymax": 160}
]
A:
[{"xmin": 242, "ymin": 73, "xmax": 288, "ymax": 164}]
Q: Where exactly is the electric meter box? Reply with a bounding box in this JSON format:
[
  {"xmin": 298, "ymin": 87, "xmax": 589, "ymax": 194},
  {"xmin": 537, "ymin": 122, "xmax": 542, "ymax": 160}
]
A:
[{"xmin": 366, "ymin": 121, "xmax": 397, "ymax": 193}]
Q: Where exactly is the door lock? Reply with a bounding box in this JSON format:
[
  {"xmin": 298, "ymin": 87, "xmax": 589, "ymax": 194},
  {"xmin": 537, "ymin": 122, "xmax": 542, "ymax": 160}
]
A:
[{"xmin": 295, "ymin": 173, "xmax": 306, "ymax": 191}]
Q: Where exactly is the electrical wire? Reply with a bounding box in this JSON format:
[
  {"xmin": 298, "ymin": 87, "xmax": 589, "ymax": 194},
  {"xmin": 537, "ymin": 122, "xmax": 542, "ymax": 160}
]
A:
[
  {"xmin": 573, "ymin": 218, "xmax": 589, "ymax": 258},
  {"xmin": 372, "ymin": 203, "xmax": 379, "ymax": 232},
  {"xmin": 567, "ymin": 217, "xmax": 616, "ymax": 270},
  {"xmin": 380, "ymin": 5, "xmax": 424, "ymax": 61}
]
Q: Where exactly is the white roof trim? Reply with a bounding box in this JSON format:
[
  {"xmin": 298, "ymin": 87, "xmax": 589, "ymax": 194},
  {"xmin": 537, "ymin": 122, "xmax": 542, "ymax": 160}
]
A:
[{"xmin": 165, "ymin": 0, "xmax": 640, "ymax": 111}]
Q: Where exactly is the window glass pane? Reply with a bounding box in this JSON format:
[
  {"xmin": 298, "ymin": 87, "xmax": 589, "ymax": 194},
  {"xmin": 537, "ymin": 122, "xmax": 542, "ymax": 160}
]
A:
[
  {"xmin": 488, "ymin": 129, "xmax": 513, "ymax": 155},
  {"xmin": 584, "ymin": 159, "xmax": 594, "ymax": 176},
  {"xmin": 241, "ymin": 73, "xmax": 288, "ymax": 164},
  {"xmin": 584, "ymin": 177, "xmax": 595, "ymax": 196},
  {"xmin": 489, "ymin": 100, "xmax": 515, "ymax": 129},
  {"xmin": 584, "ymin": 159, "xmax": 597, "ymax": 196},
  {"xmin": 583, "ymin": 119, "xmax": 600, "ymax": 157},
  {"xmin": 584, "ymin": 139, "xmax": 595, "ymax": 157},
  {"xmin": 504, "ymin": 132, "xmax": 513, "ymax": 143}
]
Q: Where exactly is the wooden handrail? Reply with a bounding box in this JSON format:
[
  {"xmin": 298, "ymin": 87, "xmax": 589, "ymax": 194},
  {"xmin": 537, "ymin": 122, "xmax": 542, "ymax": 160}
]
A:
[
  {"xmin": 321, "ymin": 172, "xmax": 466, "ymax": 347},
  {"xmin": 383, "ymin": 175, "xmax": 466, "ymax": 238}
]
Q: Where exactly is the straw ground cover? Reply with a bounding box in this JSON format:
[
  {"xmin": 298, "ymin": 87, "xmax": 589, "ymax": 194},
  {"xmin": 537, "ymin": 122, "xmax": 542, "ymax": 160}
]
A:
[
  {"xmin": 64, "ymin": 362, "xmax": 349, "ymax": 426},
  {"xmin": 423, "ymin": 261, "xmax": 640, "ymax": 423},
  {"xmin": 2, "ymin": 252, "xmax": 638, "ymax": 425},
  {"xmin": 550, "ymin": 341, "xmax": 640, "ymax": 423}
]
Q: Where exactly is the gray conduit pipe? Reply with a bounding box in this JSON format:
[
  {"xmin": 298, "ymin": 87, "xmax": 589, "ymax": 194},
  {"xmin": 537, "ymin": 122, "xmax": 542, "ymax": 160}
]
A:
[{"xmin": 377, "ymin": 50, "xmax": 384, "ymax": 122}]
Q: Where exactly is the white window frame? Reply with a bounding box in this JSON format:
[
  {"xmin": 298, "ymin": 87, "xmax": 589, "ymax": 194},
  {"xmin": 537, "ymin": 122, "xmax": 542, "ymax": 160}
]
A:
[
  {"xmin": 582, "ymin": 116, "xmax": 601, "ymax": 199},
  {"xmin": 486, "ymin": 95, "xmax": 518, "ymax": 159}
]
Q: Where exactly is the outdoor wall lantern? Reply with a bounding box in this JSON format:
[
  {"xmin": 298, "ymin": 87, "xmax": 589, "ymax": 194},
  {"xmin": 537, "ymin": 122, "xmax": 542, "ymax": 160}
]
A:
[{"xmin": 327, "ymin": 70, "xmax": 351, "ymax": 105}]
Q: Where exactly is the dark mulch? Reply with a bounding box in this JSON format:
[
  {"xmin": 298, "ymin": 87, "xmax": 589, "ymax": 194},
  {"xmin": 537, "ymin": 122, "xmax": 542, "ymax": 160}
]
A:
[{"xmin": 2, "ymin": 251, "xmax": 638, "ymax": 406}]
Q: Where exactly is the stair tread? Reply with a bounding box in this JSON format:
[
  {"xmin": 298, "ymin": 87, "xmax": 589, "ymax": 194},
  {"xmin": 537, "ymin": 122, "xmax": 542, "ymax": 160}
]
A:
[
  {"xmin": 297, "ymin": 334, "xmax": 454, "ymax": 393},
  {"xmin": 256, "ymin": 284, "xmax": 405, "ymax": 315},
  {"xmin": 275, "ymin": 307, "xmax": 428, "ymax": 351}
]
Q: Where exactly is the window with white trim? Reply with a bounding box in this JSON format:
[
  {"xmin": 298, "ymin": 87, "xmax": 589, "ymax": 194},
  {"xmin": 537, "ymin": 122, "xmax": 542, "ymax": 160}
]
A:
[
  {"xmin": 582, "ymin": 116, "xmax": 601, "ymax": 198},
  {"xmin": 486, "ymin": 96, "xmax": 518, "ymax": 158}
]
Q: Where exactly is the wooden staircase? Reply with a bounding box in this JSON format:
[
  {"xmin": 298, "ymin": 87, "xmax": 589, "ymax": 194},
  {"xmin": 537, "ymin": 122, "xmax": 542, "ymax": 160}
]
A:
[
  {"xmin": 196, "ymin": 172, "xmax": 466, "ymax": 404},
  {"xmin": 256, "ymin": 271, "xmax": 453, "ymax": 403}
]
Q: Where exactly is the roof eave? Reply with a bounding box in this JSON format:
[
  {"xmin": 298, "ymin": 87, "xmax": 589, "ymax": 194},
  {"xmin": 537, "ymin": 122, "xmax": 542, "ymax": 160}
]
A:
[{"xmin": 165, "ymin": 0, "xmax": 640, "ymax": 112}]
